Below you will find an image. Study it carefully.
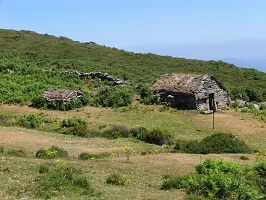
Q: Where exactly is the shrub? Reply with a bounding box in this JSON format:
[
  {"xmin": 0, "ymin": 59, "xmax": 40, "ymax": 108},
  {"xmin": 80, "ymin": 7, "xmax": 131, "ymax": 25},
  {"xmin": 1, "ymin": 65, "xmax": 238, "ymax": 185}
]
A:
[
  {"xmin": 38, "ymin": 165, "xmax": 49, "ymax": 174},
  {"xmin": 18, "ymin": 113, "xmax": 42, "ymax": 129},
  {"xmin": 144, "ymin": 128, "xmax": 173, "ymax": 145},
  {"xmin": 162, "ymin": 158, "xmax": 262, "ymax": 199},
  {"xmin": 6, "ymin": 149, "xmax": 27, "ymax": 157},
  {"xmin": 35, "ymin": 164, "xmax": 94, "ymax": 198},
  {"xmin": 0, "ymin": 146, "xmax": 4, "ymax": 153},
  {"xmin": 102, "ymin": 124, "xmax": 130, "ymax": 139},
  {"xmin": 130, "ymin": 126, "xmax": 173, "ymax": 145},
  {"xmin": 108, "ymin": 125, "xmax": 130, "ymax": 138},
  {"xmin": 106, "ymin": 173, "xmax": 126, "ymax": 186},
  {"xmin": 179, "ymin": 140, "xmax": 201, "ymax": 154},
  {"xmin": 174, "ymin": 133, "xmax": 251, "ymax": 154},
  {"xmin": 92, "ymin": 86, "xmax": 134, "ymax": 108},
  {"xmin": 240, "ymin": 156, "xmax": 249, "ymax": 160},
  {"xmin": 136, "ymin": 84, "xmax": 159, "ymax": 105},
  {"xmin": 36, "ymin": 146, "xmax": 68, "ymax": 159},
  {"xmin": 79, "ymin": 152, "xmax": 110, "ymax": 160},
  {"xmin": 130, "ymin": 126, "xmax": 148, "ymax": 140},
  {"xmin": 199, "ymin": 133, "xmax": 251, "ymax": 154},
  {"xmin": 255, "ymin": 160, "xmax": 266, "ymax": 193},
  {"xmin": 61, "ymin": 117, "xmax": 87, "ymax": 128},
  {"xmin": 60, "ymin": 117, "xmax": 88, "ymax": 136}
]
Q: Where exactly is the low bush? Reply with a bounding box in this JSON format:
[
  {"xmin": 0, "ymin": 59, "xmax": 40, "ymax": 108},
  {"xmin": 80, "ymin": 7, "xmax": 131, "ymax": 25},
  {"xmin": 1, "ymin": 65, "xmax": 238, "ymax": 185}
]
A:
[
  {"xmin": 36, "ymin": 146, "xmax": 68, "ymax": 159},
  {"xmin": 61, "ymin": 117, "xmax": 87, "ymax": 128},
  {"xmin": 199, "ymin": 133, "xmax": 251, "ymax": 154},
  {"xmin": 78, "ymin": 152, "xmax": 110, "ymax": 160},
  {"xmin": 60, "ymin": 117, "xmax": 88, "ymax": 136},
  {"xmin": 102, "ymin": 125, "xmax": 130, "ymax": 139},
  {"xmin": 136, "ymin": 84, "xmax": 159, "ymax": 105},
  {"xmin": 174, "ymin": 132, "xmax": 251, "ymax": 154},
  {"xmin": 35, "ymin": 164, "xmax": 94, "ymax": 199},
  {"xmin": 92, "ymin": 86, "xmax": 134, "ymax": 108},
  {"xmin": 6, "ymin": 149, "xmax": 27, "ymax": 157},
  {"xmin": 144, "ymin": 128, "xmax": 173, "ymax": 145},
  {"xmin": 38, "ymin": 165, "xmax": 49, "ymax": 174},
  {"xmin": 106, "ymin": 173, "xmax": 126, "ymax": 186},
  {"xmin": 130, "ymin": 126, "xmax": 173, "ymax": 145},
  {"xmin": 162, "ymin": 158, "xmax": 263, "ymax": 199},
  {"xmin": 255, "ymin": 160, "xmax": 266, "ymax": 193},
  {"xmin": 0, "ymin": 146, "xmax": 4, "ymax": 153},
  {"xmin": 18, "ymin": 113, "xmax": 43, "ymax": 129},
  {"xmin": 130, "ymin": 126, "xmax": 148, "ymax": 141}
]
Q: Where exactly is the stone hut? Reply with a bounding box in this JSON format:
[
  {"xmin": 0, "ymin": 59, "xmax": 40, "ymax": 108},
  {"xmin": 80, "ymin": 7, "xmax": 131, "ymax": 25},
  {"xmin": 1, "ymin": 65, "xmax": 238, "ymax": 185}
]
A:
[
  {"xmin": 151, "ymin": 74, "xmax": 230, "ymax": 110},
  {"xmin": 43, "ymin": 88, "xmax": 82, "ymax": 104}
]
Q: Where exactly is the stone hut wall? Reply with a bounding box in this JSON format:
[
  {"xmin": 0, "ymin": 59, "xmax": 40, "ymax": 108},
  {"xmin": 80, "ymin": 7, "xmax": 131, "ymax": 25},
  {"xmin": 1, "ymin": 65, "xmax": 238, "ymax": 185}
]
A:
[{"xmin": 195, "ymin": 77, "xmax": 229, "ymax": 110}]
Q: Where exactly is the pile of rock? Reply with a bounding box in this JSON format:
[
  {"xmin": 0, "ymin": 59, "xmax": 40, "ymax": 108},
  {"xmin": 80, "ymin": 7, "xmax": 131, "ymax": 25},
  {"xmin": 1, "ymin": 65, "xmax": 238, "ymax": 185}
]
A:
[
  {"xmin": 65, "ymin": 71, "xmax": 132, "ymax": 86},
  {"xmin": 43, "ymin": 88, "xmax": 82, "ymax": 103}
]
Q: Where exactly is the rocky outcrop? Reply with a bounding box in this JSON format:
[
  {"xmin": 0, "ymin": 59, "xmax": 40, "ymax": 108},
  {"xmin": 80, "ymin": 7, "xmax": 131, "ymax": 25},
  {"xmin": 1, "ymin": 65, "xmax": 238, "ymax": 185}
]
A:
[{"xmin": 65, "ymin": 71, "xmax": 133, "ymax": 86}]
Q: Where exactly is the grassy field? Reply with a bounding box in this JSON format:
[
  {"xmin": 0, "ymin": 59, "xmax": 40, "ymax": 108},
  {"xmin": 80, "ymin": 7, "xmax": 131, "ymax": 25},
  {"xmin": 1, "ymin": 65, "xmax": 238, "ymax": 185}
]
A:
[{"xmin": 0, "ymin": 103, "xmax": 265, "ymax": 199}]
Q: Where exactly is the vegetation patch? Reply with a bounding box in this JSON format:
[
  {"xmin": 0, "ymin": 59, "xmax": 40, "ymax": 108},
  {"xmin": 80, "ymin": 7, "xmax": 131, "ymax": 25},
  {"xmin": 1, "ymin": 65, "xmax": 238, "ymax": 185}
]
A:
[
  {"xmin": 6, "ymin": 149, "xmax": 27, "ymax": 157},
  {"xmin": 36, "ymin": 146, "xmax": 68, "ymax": 159},
  {"xmin": 92, "ymin": 86, "xmax": 134, "ymax": 108},
  {"xmin": 174, "ymin": 132, "xmax": 251, "ymax": 154},
  {"xmin": 106, "ymin": 173, "xmax": 126, "ymax": 186},
  {"xmin": 162, "ymin": 158, "xmax": 266, "ymax": 199},
  {"xmin": 102, "ymin": 125, "xmax": 131, "ymax": 139},
  {"xmin": 78, "ymin": 152, "xmax": 110, "ymax": 160},
  {"xmin": 59, "ymin": 117, "xmax": 88, "ymax": 136},
  {"xmin": 35, "ymin": 162, "xmax": 95, "ymax": 199},
  {"xmin": 0, "ymin": 146, "xmax": 4, "ymax": 153}
]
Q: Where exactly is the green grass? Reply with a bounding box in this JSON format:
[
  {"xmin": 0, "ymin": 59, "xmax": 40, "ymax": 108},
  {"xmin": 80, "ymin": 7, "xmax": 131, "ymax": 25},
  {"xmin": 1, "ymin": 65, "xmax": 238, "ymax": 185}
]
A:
[{"xmin": 0, "ymin": 29, "xmax": 265, "ymax": 107}]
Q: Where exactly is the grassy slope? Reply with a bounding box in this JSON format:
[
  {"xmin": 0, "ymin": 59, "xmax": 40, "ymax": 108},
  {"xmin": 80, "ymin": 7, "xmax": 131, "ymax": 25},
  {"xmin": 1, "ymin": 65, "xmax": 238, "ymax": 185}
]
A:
[
  {"xmin": 1, "ymin": 29, "xmax": 266, "ymax": 91},
  {"xmin": 0, "ymin": 124, "xmax": 259, "ymax": 200},
  {"xmin": 1, "ymin": 29, "xmax": 266, "ymax": 199}
]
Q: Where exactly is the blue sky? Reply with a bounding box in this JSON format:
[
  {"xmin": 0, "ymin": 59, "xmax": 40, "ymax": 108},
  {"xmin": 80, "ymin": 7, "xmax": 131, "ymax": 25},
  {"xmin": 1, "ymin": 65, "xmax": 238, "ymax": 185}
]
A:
[{"xmin": 0, "ymin": 0, "xmax": 266, "ymax": 72}]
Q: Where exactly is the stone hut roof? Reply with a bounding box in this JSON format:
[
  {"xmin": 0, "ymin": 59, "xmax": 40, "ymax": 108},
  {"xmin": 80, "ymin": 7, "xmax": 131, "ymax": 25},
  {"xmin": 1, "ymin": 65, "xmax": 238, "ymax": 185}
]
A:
[
  {"xmin": 151, "ymin": 74, "xmax": 226, "ymax": 94},
  {"xmin": 43, "ymin": 88, "xmax": 82, "ymax": 102}
]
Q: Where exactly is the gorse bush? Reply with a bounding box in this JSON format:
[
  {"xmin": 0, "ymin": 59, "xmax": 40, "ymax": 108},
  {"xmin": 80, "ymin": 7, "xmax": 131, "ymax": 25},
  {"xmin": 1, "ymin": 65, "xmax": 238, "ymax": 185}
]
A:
[
  {"xmin": 36, "ymin": 146, "xmax": 68, "ymax": 159},
  {"xmin": 60, "ymin": 117, "xmax": 88, "ymax": 136},
  {"xmin": 106, "ymin": 173, "xmax": 126, "ymax": 186},
  {"xmin": 35, "ymin": 163, "xmax": 94, "ymax": 199},
  {"xmin": 78, "ymin": 152, "xmax": 110, "ymax": 160},
  {"xmin": 229, "ymin": 86, "xmax": 264, "ymax": 102},
  {"xmin": 255, "ymin": 159, "xmax": 266, "ymax": 193},
  {"xmin": 162, "ymin": 158, "xmax": 263, "ymax": 199},
  {"xmin": 136, "ymin": 84, "xmax": 159, "ymax": 105},
  {"xmin": 61, "ymin": 117, "xmax": 87, "ymax": 128},
  {"xmin": 174, "ymin": 132, "xmax": 251, "ymax": 154},
  {"xmin": 102, "ymin": 125, "xmax": 131, "ymax": 139},
  {"xmin": 92, "ymin": 86, "xmax": 134, "ymax": 108},
  {"xmin": 129, "ymin": 126, "xmax": 173, "ymax": 145},
  {"xmin": 200, "ymin": 132, "xmax": 251, "ymax": 154},
  {"xmin": 130, "ymin": 126, "xmax": 148, "ymax": 141},
  {"xmin": 6, "ymin": 149, "xmax": 27, "ymax": 157},
  {"xmin": 18, "ymin": 113, "xmax": 43, "ymax": 129},
  {"xmin": 0, "ymin": 146, "xmax": 4, "ymax": 153},
  {"xmin": 144, "ymin": 128, "xmax": 173, "ymax": 145}
]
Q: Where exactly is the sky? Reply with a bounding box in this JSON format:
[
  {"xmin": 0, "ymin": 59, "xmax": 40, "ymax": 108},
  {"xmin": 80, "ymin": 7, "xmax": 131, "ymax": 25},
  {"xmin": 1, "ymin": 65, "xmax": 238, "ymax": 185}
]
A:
[{"xmin": 0, "ymin": 0, "xmax": 266, "ymax": 72}]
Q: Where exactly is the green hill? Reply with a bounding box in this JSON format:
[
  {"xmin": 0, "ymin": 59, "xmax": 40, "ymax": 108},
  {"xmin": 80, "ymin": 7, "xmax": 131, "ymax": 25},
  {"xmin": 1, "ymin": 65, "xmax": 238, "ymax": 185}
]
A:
[{"xmin": 0, "ymin": 29, "xmax": 265, "ymax": 105}]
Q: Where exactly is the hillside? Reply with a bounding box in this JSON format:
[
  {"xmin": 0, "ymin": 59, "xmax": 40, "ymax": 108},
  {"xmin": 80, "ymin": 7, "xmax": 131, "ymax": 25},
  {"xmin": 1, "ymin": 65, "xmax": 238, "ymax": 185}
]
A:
[
  {"xmin": 1, "ymin": 29, "xmax": 265, "ymax": 95},
  {"xmin": 1, "ymin": 29, "xmax": 266, "ymax": 199}
]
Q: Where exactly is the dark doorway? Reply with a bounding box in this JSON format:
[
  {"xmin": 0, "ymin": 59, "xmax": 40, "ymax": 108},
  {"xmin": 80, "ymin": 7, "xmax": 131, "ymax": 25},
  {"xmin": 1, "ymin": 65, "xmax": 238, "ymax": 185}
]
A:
[{"xmin": 209, "ymin": 93, "xmax": 215, "ymax": 111}]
